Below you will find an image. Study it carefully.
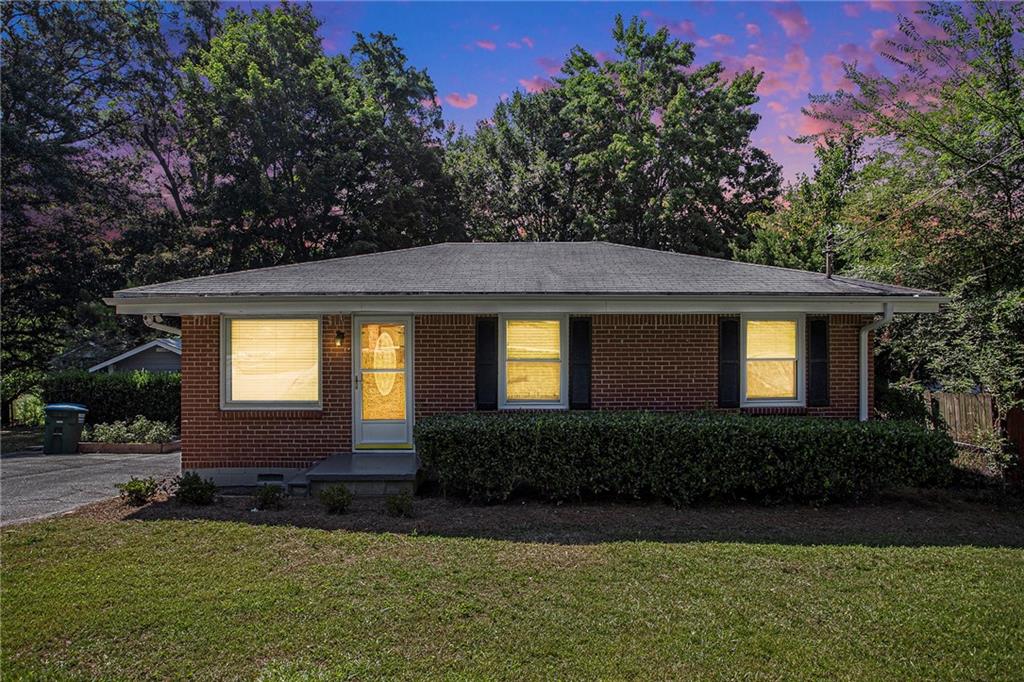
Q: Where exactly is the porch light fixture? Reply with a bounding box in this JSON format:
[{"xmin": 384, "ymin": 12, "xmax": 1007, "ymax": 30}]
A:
[{"xmin": 334, "ymin": 330, "xmax": 345, "ymax": 347}]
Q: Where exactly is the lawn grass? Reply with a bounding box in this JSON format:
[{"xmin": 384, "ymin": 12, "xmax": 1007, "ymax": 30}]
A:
[{"xmin": 3, "ymin": 507, "xmax": 1022, "ymax": 681}]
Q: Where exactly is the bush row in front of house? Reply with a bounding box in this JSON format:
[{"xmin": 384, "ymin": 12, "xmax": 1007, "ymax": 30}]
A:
[
  {"xmin": 414, "ymin": 411, "xmax": 956, "ymax": 505},
  {"xmin": 41, "ymin": 370, "xmax": 180, "ymax": 426}
]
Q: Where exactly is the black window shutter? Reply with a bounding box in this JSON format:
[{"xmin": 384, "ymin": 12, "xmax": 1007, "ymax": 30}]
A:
[
  {"xmin": 718, "ymin": 317, "xmax": 741, "ymax": 408},
  {"xmin": 569, "ymin": 317, "xmax": 592, "ymax": 410},
  {"xmin": 808, "ymin": 317, "xmax": 829, "ymax": 407},
  {"xmin": 475, "ymin": 317, "xmax": 498, "ymax": 410}
]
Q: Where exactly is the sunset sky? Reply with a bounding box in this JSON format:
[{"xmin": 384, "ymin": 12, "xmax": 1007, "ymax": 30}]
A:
[{"xmin": 238, "ymin": 1, "xmax": 929, "ymax": 182}]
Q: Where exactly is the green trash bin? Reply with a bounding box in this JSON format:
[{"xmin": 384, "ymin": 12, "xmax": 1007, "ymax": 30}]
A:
[{"xmin": 43, "ymin": 403, "xmax": 89, "ymax": 454}]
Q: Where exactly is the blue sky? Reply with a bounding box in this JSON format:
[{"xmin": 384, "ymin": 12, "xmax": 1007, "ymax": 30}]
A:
[{"xmin": 232, "ymin": 1, "xmax": 933, "ymax": 181}]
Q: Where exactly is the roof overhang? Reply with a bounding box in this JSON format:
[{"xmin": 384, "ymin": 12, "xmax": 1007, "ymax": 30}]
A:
[
  {"xmin": 105, "ymin": 293, "xmax": 947, "ymax": 316},
  {"xmin": 87, "ymin": 338, "xmax": 182, "ymax": 373}
]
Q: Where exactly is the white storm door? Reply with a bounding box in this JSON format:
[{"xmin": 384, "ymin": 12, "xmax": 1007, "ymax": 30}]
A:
[{"xmin": 353, "ymin": 316, "xmax": 413, "ymax": 449}]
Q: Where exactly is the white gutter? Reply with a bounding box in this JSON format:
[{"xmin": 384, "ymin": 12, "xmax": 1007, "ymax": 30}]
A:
[
  {"xmin": 143, "ymin": 314, "xmax": 181, "ymax": 336},
  {"xmin": 859, "ymin": 302, "xmax": 894, "ymax": 422},
  {"xmin": 106, "ymin": 294, "xmax": 948, "ymax": 316}
]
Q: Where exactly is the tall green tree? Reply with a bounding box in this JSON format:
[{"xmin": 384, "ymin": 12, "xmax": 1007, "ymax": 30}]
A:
[
  {"xmin": 747, "ymin": 2, "xmax": 1024, "ymax": 415},
  {"xmin": 448, "ymin": 15, "xmax": 780, "ymax": 257},
  {"xmin": 175, "ymin": 5, "xmax": 461, "ymax": 272},
  {"xmin": 1, "ymin": 1, "xmax": 166, "ymax": 375},
  {"xmin": 740, "ymin": 132, "xmax": 862, "ymax": 271}
]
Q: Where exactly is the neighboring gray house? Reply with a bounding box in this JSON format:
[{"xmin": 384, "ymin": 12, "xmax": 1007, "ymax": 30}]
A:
[{"xmin": 88, "ymin": 339, "xmax": 181, "ymax": 374}]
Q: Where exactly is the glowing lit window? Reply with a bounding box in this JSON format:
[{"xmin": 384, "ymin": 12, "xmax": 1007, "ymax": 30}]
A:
[
  {"xmin": 224, "ymin": 318, "xmax": 320, "ymax": 405},
  {"xmin": 502, "ymin": 318, "xmax": 565, "ymax": 406},
  {"xmin": 744, "ymin": 319, "xmax": 799, "ymax": 401}
]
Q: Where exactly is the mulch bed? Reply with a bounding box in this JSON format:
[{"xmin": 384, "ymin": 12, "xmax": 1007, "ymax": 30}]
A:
[{"xmin": 70, "ymin": 486, "xmax": 1024, "ymax": 547}]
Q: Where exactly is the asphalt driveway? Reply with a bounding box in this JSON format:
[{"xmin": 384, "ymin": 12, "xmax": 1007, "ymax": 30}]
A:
[{"xmin": 1, "ymin": 450, "xmax": 180, "ymax": 525}]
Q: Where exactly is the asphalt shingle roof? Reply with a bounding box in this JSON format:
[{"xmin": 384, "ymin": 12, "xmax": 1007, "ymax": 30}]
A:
[{"xmin": 114, "ymin": 242, "xmax": 939, "ymax": 298}]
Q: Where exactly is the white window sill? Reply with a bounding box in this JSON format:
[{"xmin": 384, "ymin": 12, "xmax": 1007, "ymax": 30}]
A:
[
  {"xmin": 220, "ymin": 404, "xmax": 323, "ymax": 411},
  {"xmin": 740, "ymin": 400, "xmax": 805, "ymax": 409},
  {"xmin": 499, "ymin": 403, "xmax": 568, "ymax": 411}
]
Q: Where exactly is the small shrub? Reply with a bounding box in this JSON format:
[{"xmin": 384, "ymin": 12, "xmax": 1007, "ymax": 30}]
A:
[
  {"xmin": 13, "ymin": 392, "xmax": 45, "ymax": 427},
  {"xmin": 319, "ymin": 485, "xmax": 353, "ymax": 514},
  {"xmin": 174, "ymin": 471, "xmax": 217, "ymax": 506},
  {"xmin": 254, "ymin": 484, "xmax": 286, "ymax": 511},
  {"xmin": 415, "ymin": 411, "xmax": 957, "ymax": 505},
  {"xmin": 116, "ymin": 477, "xmax": 159, "ymax": 506},
  {"xmin": 84, "ymin": 415, "xmax": 175, "ymax": 444},
  {"xmin": 384, "ymin": 491, "xmax": 414, "ymax": 518},
  {"xmin": 875, "ymin": 381, "xmax": 936, "ymax": 426}
]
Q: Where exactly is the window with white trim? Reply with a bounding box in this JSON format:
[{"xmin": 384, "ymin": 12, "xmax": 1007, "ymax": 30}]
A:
[
  {"xmin": 499, "ymin": 316, "xmax": 568, "ymax": 409},
  {"xmin": 741, "ymin": 315, "xmax": 804, "ymax": 406},
  {"xmin": 222, "ymin": 317, "xmax": 321, "ymax": 408}
]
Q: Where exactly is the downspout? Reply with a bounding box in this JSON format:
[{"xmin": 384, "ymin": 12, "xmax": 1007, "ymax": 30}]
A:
[
  {"xmin": 143, "ymin": 314, "xmax": 181, "ymax": 336},
  {"xmin": 859, "ymin": 302, "xmax": 893, "ymax": 422}
]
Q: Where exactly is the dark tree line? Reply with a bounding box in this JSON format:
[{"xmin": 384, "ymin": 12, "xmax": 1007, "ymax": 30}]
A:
[{"xmin": 2, "ymin": 2, "xmax": 780, "ymax": 386}]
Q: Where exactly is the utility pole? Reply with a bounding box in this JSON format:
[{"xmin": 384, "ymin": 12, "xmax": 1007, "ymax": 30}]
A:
[{"xmin": 824, "ymin": 227, "xmax": 835, "ymax": 279}]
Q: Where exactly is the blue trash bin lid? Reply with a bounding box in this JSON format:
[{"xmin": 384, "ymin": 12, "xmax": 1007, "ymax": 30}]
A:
[{"xmin": 44, "ymin": 403, "xmax": 89, "ymax": 413}]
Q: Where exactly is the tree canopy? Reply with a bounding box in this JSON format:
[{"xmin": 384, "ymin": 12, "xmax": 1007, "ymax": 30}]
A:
[
  {"xmin": 740, "ymin": 1, "xmax": 1024, "ymax": 416},
  {"xmin": 447, "ymin": 15, "xmax": 781, "ymax": 257},
  {"xmin": 2, "ymin": 0, "xmax": 1020, "ymax": 427}
]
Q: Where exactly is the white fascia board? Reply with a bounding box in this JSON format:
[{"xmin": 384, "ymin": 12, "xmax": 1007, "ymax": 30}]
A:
[{"xmin": 105, "ymin": 294, "xmax": 947, "ymax": 316}]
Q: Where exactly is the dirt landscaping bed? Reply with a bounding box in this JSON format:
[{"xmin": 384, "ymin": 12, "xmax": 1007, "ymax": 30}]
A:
[{"xmin": 71, "ymin": 486, "xmax": 1024, "ymax": 547}]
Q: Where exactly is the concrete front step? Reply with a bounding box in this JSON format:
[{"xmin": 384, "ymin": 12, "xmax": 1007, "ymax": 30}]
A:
[{"xmin": 289, "ymin": 451, "xmax": 417, "ymax": 497}]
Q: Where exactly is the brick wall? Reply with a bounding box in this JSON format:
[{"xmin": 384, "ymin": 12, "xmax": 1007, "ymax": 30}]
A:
[
  {"xmin": 179, "ymin": 312, "xmax": 873, "ymax": 472},
  {"xmin": 413, "ymin": 314, "xmax": 476, "ymax": 418},
  {"xmin": 591, "ymin": 314, "xmax": 720, "ymax": 411},
  {"xmin": 180, "ymin": 315, "xmax": 351, "ymax": 470},
  {"xmin": 807, "ymin": 314, "xmax": 874, "ymax": 419},
  {"xmin": 590, "ymin": 313, "xmax": 872, "ymax": 418}
]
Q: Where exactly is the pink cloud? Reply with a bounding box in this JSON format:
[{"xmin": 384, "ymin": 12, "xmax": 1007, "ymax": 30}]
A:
[
  {"xmin": 489, "ymin": 23, "xmax": 500, "ymax": 31},
  {"xmin": 870, "ymin": 28, "xmax": 890, "ymax": 52},
  {"xmin": 722, "ymin": 44, "xmax": 811, "ymax": 98},
  {"xmin": 768, "ymin": 3, "xmax": 812, "ymax": 40},
  {"xmin": 537, "ymin": 56, "xmax": 562, "ymax": 76},
  {"xmin": 521, "ymin": 36, "xmax": 535, "ymax": 49},
  {"xmin": 674, "ymin": 19, "xmax": 700, "ymax": 39},
  {"xmin": 842, "ymin": 3, "xmax": 863, "ymax": 17},
  {"xmin": 711, "ymin": 33, "xmax": 734, "ymax": 46},
  {"xmin": 419, "ymin": 95, "xmax": 442, "ymax": 109},
  {"xmin": 869, "ymin": 0, "xmax": 897, "ymax": 11},
  {"xmin": 506, "ymin": 40, "xmax": 521, "ymax": 49},
  {"xmin": 519, "ymin": 75, "xmax": 555, "ymax": 93},
  {"xmin": 821, "ymin": 42, "xmax": 878, "ymax": 92},
  {"xmin": 797, "ymin": 114, "xmax": 837, "ymax": 137},
  {"xmin": 445, "ymin": 92, "xmax": 479, "ymax": 109},
  {"xmin": 475, "ymin": 39, "xmax": 496, "ymax": 51},
  {"xmin": 644, "ymin": 11, "xmax": 702, "ymax": 41},
  {"xmin": 594, "ymin": 50, "xmax": 612, "ymax": 63},
  {"xmin": 767, "ymin": 101, "xmax": 787, "ymax": 113},
  {"xmin": 745, "ymin": 23, "xmax": 760, "ymax": 37}
]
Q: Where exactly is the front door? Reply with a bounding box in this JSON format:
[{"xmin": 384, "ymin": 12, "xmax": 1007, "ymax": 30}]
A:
[{"xmin": 353, "ymin": 316, "xmax": 413, "ymax": 449}]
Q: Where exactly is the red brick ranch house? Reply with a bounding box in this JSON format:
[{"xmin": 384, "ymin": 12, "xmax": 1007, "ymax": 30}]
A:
[{"xmin": 107, "ymin": 242, "xmax": 945, "ymax": 491}]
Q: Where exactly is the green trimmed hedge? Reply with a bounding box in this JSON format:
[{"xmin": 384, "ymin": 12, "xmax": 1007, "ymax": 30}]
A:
[
  {"xmin": 40, "ymin": 371, "xmax": 180, "ymax": 426},
  {"xmin": 414, "ymin": 412, "xmax": 956, "ymax": 505}
]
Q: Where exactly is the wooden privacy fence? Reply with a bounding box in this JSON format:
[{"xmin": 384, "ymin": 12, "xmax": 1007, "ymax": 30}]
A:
[{"xmin": 923, "ymin": 391, "xmax": 995, "ymax": 445}]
